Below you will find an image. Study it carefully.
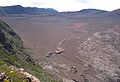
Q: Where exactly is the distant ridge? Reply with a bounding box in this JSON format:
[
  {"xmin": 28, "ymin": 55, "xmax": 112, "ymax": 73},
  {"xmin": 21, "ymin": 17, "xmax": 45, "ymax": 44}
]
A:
[
  {"xmin": 0, "ymin": 5, "xmax": 120, "ymax": 17},
  {"xmin": 111, "ymin": 8, "xmax": 120, "ymax": 15},
  {"xmin": 0, "ymin": 5, "xmax": 58, "ymax": 15},
  {"xmin": 77, "ymin": 9, "xmax": 108, "ymax": 14},
  {"xmin": 60, "ymin": 8, "xmax": 120, "ymax": 18}
]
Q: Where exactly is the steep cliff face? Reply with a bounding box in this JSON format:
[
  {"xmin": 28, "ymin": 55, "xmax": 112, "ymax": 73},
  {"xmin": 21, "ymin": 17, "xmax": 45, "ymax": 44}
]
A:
[
  {"xmin": 0, "ymin": 20, "xmax": 34, "ymax": 63},
  {"xmin": 0, "ymin": 20, "xmax": 32, "ymax": 82},
  {"xmin": 0, "ymin": 20, "xmax": 23, "ymax": 53}
]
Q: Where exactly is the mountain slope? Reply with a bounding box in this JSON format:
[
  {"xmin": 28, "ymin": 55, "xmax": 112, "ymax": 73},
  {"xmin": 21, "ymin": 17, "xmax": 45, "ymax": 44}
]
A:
[
  {"xmin": 77, "ymin": 9, "xmax": 108, "ymax": 15},
  {"xmin": 0, "ymin": 5, "xmax": 58, "ymax": 15},
  {"xmin": 60, "ymin": 9, "xmax": 109, "ymax": 19},
  {"xmin": 111, "ymin": 9, "xmax": 120, "ymax": 16},
  {"xmin": 0, "ymin": 20, "xmax": 62, "ymax": 82}
]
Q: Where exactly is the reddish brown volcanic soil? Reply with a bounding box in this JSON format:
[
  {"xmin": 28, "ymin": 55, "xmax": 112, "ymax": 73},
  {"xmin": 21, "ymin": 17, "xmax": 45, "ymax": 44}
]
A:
[
  {"xmin": 1, "ymin": 16, "xmax": 71, "ymax": 57},
  {"xmin": 1, "ymin": 14, "xmax": 120, "ymax": 82}
]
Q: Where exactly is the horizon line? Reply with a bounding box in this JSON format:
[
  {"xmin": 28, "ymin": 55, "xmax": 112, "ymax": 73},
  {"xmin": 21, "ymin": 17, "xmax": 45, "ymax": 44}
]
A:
[{"xmin": 0, "ymin": 5, "xmax": 119, "ymax": 12}]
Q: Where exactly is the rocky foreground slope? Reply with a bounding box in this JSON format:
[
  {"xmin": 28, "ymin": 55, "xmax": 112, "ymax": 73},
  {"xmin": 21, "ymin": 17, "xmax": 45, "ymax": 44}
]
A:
[{"xmin": 0, "ymin": 20, "xmax": 62, "ymax": 82}]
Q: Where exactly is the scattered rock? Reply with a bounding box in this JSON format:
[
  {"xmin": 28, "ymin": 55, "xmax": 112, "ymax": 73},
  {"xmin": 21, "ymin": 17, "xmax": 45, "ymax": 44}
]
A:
[
  {"xmin": 9, "ymin": 66, "xmax": 40, "ymax": 82},
  {"xmin": 46, "ymin": 51, "xmax": 54, "ymax": 58},
  {"xmin": 55, "ymin": 47, "xmax": 65, "ymax": 54},
  {"xmin": 63, "ymin": 78, "xmax": 75, "ymax": 82},
  {"xmin": 55, "ymin": 50, "xmax": 64, "ymax": 54},
  {"xmin": 0, "ymin": 72, "xmax": 6, "ymax": 81},
  {"xmin": 72, "ymin": 79, "xmax": 79, "ymax": 82},
  {"xmin": 70, "ymin": 66, "xmax": 77, "ymax": 74}
]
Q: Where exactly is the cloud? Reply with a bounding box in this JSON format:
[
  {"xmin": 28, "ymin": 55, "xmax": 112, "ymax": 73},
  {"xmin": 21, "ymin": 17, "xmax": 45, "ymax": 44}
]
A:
[
  {"xmin": 88, "ymin": 0, "xmax": 120, "ymax": 11},
  {"xmin": 31, "ymin": 2, "xmax": 45, "ymax": 6},
  {"xmin": 77, "ymin": 0, "xmax": 90, "ymax": 3},
  {"xmin": 36, "ymin": 0, "xmax": 89, "ymax": 11},
  {"xmin": 0, "ymin": 0, "xmax": 120, "ymax": 11}
]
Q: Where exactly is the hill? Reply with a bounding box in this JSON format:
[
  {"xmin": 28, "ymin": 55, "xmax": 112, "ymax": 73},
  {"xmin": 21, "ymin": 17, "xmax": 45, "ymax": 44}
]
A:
[
  {"xmin": 0, "ymin": 5, "xmax": 58, "ymax": 15},
  {"xmin": 77, "ymin": 9, "xmax": 108, "ymax": 14},
  {"xmin": 60, "ymin": 9, "xmax": 110, "ymax": 19},
  {"xmin": 111, "ymin": 9, "xmax": 120, "ymax": 16}
]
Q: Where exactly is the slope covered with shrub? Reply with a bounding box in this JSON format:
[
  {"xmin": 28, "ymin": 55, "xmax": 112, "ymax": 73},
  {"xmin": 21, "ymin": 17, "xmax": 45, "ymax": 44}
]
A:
[{"xmin": 0, "ymin": 20, "xmax": 61, "ymax": 82}]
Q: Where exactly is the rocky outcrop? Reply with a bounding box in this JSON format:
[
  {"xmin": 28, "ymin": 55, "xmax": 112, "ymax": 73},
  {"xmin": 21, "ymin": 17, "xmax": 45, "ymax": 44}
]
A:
[
  {"xmin": 9, "ymin": 66, "xmax": 40, "ymax": 82},
  {"xmin": 45, "ymin": 40, "xmax": 65, "ymax": 58}
]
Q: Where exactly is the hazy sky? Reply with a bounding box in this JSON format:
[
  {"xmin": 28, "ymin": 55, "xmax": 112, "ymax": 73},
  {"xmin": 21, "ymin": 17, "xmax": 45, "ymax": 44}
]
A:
[{"xmin": 0, "ymin": 0, "xmax": 120, "ymax": 12}]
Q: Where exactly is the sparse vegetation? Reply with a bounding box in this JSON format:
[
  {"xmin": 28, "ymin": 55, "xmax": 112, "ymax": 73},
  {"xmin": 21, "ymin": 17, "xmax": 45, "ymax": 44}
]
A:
[{"xmin": 0, "ymin": 20, "xmax": 62, "ymax": 82}]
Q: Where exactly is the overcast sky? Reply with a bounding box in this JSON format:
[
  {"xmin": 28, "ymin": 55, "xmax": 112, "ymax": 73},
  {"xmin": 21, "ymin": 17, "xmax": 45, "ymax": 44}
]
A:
[{"xmin": 0, "ymin": 0, "xmax": 120, "ymax": 12}]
